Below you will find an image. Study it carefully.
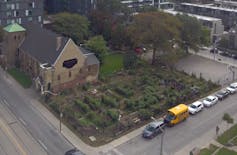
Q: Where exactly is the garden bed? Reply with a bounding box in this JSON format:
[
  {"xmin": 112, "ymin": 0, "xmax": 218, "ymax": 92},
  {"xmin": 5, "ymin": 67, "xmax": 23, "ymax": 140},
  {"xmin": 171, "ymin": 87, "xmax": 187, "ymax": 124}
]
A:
[{"xmin": 44, "ymin": 62, "xmax": 219, "ymax": 146}]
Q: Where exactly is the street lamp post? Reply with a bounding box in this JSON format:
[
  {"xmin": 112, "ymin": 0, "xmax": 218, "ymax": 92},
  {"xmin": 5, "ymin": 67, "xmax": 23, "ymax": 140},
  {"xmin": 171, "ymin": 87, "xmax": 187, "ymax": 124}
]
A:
[
  {"xmin": 151, "ymin": 116, "xmax": 166, "ymax": 155},
  {"xmin": 60, "ymin": 111, "xmax": 63, "ymax": 132},
  {"xmin": 160, "ymin": 127, "xmax": 165, "ymax": 155},
  {"xmin": 213, "ymin": 37, "xmax": 221, "ymax": 60}
]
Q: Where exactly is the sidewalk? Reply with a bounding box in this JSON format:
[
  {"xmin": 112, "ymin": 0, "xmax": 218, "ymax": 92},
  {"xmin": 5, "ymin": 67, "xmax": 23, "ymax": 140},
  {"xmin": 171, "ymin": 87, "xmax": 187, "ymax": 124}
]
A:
[{"xmin": 190, "ymin": 49, "xmax": 237, "ymax": 68}]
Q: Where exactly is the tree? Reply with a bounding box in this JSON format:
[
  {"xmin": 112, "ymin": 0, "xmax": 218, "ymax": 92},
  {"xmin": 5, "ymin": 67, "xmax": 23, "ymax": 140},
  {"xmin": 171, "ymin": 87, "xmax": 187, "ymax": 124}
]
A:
[
  {"xmin": 127, "ymin": 11, "xmax": 181, "ymax": 64},
  {"xmin": 89, "ymin": 0, "xmax": 131, "ymax": 47},
  {"xmin": 85, "ymin": 35, "xmax": 109, "ymax": 63},
  {"xmin": 110, "ymin": 24, "xmax": 131, "ymax": 49},
  {"xmin": 200, "ymin": 26, "xmax": 211, "ymax": 46},
  {"xmin": 222, "ymin": 113, "xmax": 234, "ymax": 128},
  {"xmin": 177, "ymin": 14, "xmax": 210, "ymax": 52},
  {"xmin": 51, "ymin": 12, "xmax": 89, "ymax": 44}
]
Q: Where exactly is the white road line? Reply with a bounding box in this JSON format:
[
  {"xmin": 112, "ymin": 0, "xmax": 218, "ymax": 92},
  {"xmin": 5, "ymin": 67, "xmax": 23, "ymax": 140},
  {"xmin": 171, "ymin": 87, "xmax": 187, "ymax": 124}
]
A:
[
  {"xmin": 19, "ymin": 118, "xmax": 27, "ymax": 126},
  {"xmin": 111, "ymin": 149, "xmax": 124, "ymax": 155},
  {"xmin": 38, "ymin": 139, "xmax": 48, "ymax": 151},
  {"xmin": 3, "ymin": 99, "xmax": 9, "ymax": 106}
]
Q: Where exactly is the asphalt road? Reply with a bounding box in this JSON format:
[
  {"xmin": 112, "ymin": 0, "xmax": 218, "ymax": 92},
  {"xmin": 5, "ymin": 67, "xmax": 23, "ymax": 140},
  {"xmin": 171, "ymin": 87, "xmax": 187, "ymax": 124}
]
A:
[
  {"xmin": 176, "ymin": 54, "xmax": 237, "ymax": 86},
  {"xmin": 116, "ymin": 92, "xmax": 237, "ymax": 155},
  {"xmin": 0, "ymin": 71, "xmax": 73, "ymax": 155},
  {"xmin": 0, "ymin": 101, "xmax": 46, "ymax": 155}
]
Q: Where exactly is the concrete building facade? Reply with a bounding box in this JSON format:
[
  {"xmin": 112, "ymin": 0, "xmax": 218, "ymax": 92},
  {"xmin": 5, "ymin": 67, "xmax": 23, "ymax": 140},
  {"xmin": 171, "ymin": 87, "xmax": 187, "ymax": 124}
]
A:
[
  {"xmin": 179, "ymin": 3, "xmax": 237, "ymax": 30},
  {"xmin": 0, "ymin": 0, "xmax": 43, "ymax": 26}
]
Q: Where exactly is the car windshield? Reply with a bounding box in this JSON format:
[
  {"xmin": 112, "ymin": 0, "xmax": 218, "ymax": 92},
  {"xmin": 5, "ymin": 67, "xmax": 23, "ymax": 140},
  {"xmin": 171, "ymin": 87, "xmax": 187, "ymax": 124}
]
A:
[
  {"xmin": 190, "ymin": 104, "xmax": 197, "ymax": 109},
  {"xmin": 165, "ymin": 112, "xmax": 175, "ymax": 121},
  {"xmin": 145, "ymin": 124, "xmax": 156, "ymax": 132},
  {"xmin": 205, "ymin": 98, "xmax": 213, "ymax": 102},
  {"xmin": 230, "ymin": 86, "xmax": 236, "ymax": 89}
]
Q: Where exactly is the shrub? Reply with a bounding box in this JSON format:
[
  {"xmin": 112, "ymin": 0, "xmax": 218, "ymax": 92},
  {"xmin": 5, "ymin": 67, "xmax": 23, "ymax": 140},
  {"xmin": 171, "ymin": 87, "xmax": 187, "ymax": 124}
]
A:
[
  {"xmin": 84, "ymin": 96, "xmax": 101, "ymax": 110},
  {"xmin": 123, "ymin": 52, "xmax": 138, "ymax": 69},
  {"xmin": 101, "ymin": 95, "xmax": 117, "ymax": 107},
  {"xmin": 107, "ymin": 109, "xmax": 119, "ymax": 122},
  {"xmin": 138, "ymin": 109, "xmax": 153, "ymax": 120},
  {"xmin": 150, "ymin": 104, "xmax": 162, "ymax": 114},
  {"xmin": 125, "ymin": 99, "xmax": 136, "ymax": 111},
  {"xmin": 82, "ymin": 83, "xmax": 90, "ymax": 91},
  {"xmin": 114, "ymin": 86, "xmax": 134, "ymax": 98},
  {"xmin": 49, "ymin": 102, "xmax": 60, "ymax": 114},
  {"xmin": 74, "ymin": 99, "xmax": 90, "ymax": 113},
  {"xmin": 78, "ymin": 117, "xmax": 92, "ymax": 127}
]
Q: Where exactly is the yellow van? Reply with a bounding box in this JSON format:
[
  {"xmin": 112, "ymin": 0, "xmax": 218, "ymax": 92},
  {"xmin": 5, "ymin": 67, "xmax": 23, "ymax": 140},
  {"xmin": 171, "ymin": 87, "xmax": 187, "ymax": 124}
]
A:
[{"xmin": 164, "ymin": 104, "xmax": 189, "ymax": 126}]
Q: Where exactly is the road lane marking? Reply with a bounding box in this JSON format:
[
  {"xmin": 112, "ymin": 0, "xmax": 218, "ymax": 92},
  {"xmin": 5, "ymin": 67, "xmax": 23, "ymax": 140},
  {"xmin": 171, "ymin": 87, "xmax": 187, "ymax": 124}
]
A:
[
  {"xmin": 0, "ymin": 118, "xmax": 27, "ymax": 155},
  {"xmin": 3, "ymin": 99, "xmax": 9, "ymax": 106},
  {"xmin": 19, "ymin": 118, "xmax": 27, "ymax": 126},
  {"xmin": 38, "ymin": 139, "xmax": 48, "ymax": 151}
]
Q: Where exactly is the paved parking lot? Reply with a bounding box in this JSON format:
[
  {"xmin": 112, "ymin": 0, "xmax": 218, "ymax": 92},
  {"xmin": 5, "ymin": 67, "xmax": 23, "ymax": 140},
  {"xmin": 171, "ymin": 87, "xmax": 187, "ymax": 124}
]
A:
[{"xmin": 176, "ymin": 55, "xmax": 237, "ymax": 86}]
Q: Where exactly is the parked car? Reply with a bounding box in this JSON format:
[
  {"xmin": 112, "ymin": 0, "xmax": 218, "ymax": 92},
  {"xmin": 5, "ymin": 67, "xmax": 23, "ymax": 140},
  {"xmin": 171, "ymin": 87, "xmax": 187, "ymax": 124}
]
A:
[
  {"xmin": 219, "ymin": 51, "xmax": 232, "ymax": 57},
  {"xmin": 226, "ymin": 82, "xmax": 237, "ymax": 94},
  {"xmin": 142, "ymin": 120, "xmax": 165, "ymax": 139},
  {"xmin": 215, "ymin": 89, "xmax": 230, "ymax": 100},
  {"xmin": 232, "ymin": 54, "xmax": 237, "ymax": 59},
  {"xmin": 188, "ymin": 101, "xmax": 204, "ymax": 115},
  {"xmin": 203, "ymin": 96, "xmax": 218, "ymax": 107},
  {"xmin": 65, "ymin": 149, "xmax": 84, "ymax": 155}
]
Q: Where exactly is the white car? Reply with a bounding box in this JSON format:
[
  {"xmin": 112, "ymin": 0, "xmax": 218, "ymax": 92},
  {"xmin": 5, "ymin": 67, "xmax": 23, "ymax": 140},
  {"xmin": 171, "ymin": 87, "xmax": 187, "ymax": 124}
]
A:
[
  {"xmin": 203, "ymin": 96, "xmax": 218, "ymax": 107},
  {"xmin": 226, "ymin": 82, "xmax": 237, "ymax": 94},
  {"xmin": 188, "ymin": 101, "xmax": 204, "ymax": 115}
]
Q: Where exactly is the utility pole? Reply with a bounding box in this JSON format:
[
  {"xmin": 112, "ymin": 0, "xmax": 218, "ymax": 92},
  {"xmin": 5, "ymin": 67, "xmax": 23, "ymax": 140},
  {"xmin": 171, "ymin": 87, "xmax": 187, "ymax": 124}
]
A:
[
  {"xmin": 160, "ymin": 127, "xmax": 165, "ymax": 155},
  {"xmin": 213, "ymin": 37, "xmax": 221, "ymax": 60}
]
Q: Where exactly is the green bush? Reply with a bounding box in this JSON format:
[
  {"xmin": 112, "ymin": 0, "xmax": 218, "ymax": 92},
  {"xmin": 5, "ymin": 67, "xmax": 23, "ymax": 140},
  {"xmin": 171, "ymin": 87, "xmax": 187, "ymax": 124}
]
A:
[
  {"xmin": 82, "ymin": 83, "xmax": 90, "ymax": 91},
  {"xmin": 150, "ymin": 104, "xmax": 162, "ymax": 114},
  {"xmin": 49, "ymin": 102, "xmax": 60, "ymax": 114},
  {"xmin": 115, "ymin": 86, "xmax": 134, "ymax": 98},
  {"xmin": 138, "ymin": 109, "xmax": 153, "ymax": 120},
  {"xmin": 78, "ymin": 117, "xmax": 92, "ymax": 127},
  {"xmin": 74, "ymin": 99, "xmax": 90, "ymax": 113},
  {"xmin": 123, "ymin": 52, "xmax": 138, "ymax": 69},
  {"xmin": 84, "ymin": 96, "xmax": 101, "ymax": 110},
  {"xmin": 101, "ymin": 95, "xmax": 117, "ymax": 107},
  {"xmin": 143, "ymin": 94, "xmax": 158, "ymax": 105},
  {"xmin": 125, "ymin": 99, "xmax": 136, "ymax": 111},
  {"xmin": 107, "ymin": 109, "xmax": 119, "ymax": 122}
]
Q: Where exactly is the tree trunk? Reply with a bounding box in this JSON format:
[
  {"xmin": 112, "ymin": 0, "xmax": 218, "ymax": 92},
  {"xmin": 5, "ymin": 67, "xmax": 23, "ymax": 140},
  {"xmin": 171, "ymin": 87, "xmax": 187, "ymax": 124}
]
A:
[{"xmin": 152, "ymin": 48, "xmax": 156, "ymax": 65}]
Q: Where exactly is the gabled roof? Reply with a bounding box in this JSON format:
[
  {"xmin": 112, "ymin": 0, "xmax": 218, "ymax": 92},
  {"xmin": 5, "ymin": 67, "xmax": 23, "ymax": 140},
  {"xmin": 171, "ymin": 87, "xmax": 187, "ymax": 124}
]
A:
[
  {"xmin": 85, "ymin": 53, "xmax": 100, "ymax": 66},
  {"xmin": 4, "ymin": 23, "xmax": 26, "ymax": 33},
  {"xmin": 19, "ymin": 23, "xmax": 69, "ymax": 64},
  {"xmin": 78, "ymin": 46, "xmax": 100, "ymax": 65}
]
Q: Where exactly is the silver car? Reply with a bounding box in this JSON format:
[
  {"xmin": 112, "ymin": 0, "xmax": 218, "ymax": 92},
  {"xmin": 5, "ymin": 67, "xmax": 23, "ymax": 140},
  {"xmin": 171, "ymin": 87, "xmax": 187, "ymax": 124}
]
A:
[{"xmin": 142, "ymin": 120, "xmax": 165, "ymax": 139}]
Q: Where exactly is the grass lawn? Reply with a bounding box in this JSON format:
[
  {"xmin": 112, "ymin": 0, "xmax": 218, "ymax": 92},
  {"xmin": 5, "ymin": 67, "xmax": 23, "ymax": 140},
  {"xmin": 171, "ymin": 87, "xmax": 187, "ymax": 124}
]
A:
[
  {"xmin": 217, "ymin": 124, "xmax": 237, "ymax": 145},
  {"xmin": 100, "ymin": 53, "xmax": 123, "ymax": 76},
  {"xmin": 216, "ymin": 148, "xmax": 237, "ymax": 155},
  {"xmin": 200, "ymin": 144, "xmax": 219, "ymax": 155},
  {"xmin": 8, "ymin": 68, "xmax": 32, "ymax": 88}
]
